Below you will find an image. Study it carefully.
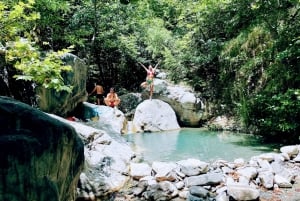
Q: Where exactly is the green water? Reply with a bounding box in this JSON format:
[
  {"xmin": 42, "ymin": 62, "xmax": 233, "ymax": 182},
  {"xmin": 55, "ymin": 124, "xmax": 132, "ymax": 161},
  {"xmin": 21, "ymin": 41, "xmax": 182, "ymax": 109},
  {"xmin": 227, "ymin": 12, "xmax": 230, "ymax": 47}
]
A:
[{"xmin": 124, "ymin": 128, "xmax": 280, "ymax": 163}]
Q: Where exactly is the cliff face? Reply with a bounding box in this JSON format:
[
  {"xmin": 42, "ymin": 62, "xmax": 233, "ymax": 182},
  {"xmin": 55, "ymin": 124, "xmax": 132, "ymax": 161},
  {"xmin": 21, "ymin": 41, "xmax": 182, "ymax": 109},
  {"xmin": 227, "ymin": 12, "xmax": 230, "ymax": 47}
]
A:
[
  {"xmin": 37, "ymin": 53, "xmax": 88, "ymax": 117},
  {"xmin": 0, "ymin": 96, "xmax": 84, "ymax": 201}
]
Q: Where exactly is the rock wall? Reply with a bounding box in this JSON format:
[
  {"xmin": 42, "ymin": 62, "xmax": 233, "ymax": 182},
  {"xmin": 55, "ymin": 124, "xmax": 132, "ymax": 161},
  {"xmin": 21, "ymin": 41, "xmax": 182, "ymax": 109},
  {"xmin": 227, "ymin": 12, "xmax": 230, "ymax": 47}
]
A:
[
  {"xmin": 0, "ymin": 96, "xmax": 84, "ymax": 201},
  {"xmin": 37, "ymin": 53, "xmax": 88, "ymax": 117}
]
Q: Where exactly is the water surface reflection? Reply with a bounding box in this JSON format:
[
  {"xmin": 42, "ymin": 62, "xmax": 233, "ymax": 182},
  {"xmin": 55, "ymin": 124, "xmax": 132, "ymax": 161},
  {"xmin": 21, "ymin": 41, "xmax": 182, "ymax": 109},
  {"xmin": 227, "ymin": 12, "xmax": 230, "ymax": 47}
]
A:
[{"xmin": 124, "ymin": 128, "xmax": 280, "ymax": 162}]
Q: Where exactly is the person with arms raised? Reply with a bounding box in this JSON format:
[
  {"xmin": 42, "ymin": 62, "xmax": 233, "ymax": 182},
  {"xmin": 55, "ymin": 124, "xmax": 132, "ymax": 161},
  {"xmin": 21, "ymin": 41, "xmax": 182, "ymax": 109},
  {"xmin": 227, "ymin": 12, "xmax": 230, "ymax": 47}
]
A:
[{"xmin": 139, "ymin": 61, "xmax": 160, "ymax": 100}]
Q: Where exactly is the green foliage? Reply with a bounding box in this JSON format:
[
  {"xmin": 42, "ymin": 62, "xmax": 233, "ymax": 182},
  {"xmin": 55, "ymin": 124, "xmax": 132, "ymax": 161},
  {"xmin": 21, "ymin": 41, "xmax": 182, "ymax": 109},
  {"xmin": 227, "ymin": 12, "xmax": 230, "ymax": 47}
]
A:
[
  {"xmin": 144, "ymin": 18, "xmax": 173, "ymax": 58},
  {"xmin": 33, "ymin": 0, "xmax": 71, "ymax": 49},
  {"xmin": 0, "ymin": 0, "xmax": 39, "ymax": 41},
  {"xmin": 3, "ymin": 0, "xmax": 298, "ymax": 142},
  {"xmin": 0, "ymin": 0, "xmax": 74, "ymax": 93},
  {"xmin": 216, "ymin": 0, "xmax": 300, "ymax": 142},
  {"xmin": 220, "ymin": 25, "xmax": 274, "ymax": 101},
  {"xmin": 248, "ymin": 89, "xmax": 300, "ymax": 142},
  {"xmin": 6, "ymin": 39, "xmax": 73, "ymax": 92}
]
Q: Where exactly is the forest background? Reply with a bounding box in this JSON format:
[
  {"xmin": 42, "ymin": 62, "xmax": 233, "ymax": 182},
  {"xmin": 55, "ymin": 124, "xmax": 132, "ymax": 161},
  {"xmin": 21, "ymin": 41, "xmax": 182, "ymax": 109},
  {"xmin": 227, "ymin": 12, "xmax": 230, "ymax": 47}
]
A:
[{"xmin": 0, "ymin": 0, "xmax": 299, "ymax": 143}]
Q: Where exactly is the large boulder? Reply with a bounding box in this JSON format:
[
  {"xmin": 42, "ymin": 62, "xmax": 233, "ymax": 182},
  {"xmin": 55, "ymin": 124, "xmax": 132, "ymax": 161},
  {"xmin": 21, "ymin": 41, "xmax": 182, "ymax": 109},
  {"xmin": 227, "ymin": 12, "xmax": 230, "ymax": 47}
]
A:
[
  {"xmin": 37, "ymin": 53, "xmax": 88, "ymax": 117},
  {"xmin": 51, "ymin": 114, "xmax": 136, "ymax": 200},
  {"xmin": 145, "ymin": 78, "xmax": 205, "ymax": 127},
  {"xmin": 0, "ymin": 96, "xmax": 84, "ymax": 201},
  {"xmin": 76, "ymin": 102, "xmax": 127, "ymax": 134},
  {"xmin": 131, "ymin": 99, "xmax": 180, "ymax": 132}
]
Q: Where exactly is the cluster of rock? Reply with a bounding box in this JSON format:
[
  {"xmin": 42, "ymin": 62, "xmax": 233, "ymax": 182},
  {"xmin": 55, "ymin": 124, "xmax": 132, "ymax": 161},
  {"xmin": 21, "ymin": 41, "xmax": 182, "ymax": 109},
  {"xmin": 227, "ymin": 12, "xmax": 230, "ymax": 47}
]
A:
[
  {"xmin": 205, "ymin": 115, "xmax": 240, "ymax": 131},
  {"xmin": 60, "ymin": 101, "xmax": 300, "ymax": 201},
  {"xmin": 63, "ymin": 106, "xmax": 300, "ymax": 201},
  {"xmin": 119, "ymin": 74, "xmax": 206, "ymax": 127},
  {"xmin": 117, "ymin": 145, "xmax": 300, "ymax": 201}
]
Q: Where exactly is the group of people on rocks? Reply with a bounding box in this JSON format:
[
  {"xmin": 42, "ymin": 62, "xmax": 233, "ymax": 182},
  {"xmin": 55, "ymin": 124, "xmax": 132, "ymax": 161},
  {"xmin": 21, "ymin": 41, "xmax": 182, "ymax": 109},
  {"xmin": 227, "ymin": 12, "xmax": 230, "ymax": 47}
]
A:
[
  {"xmin": 88, "ymin": 61, "xmax": 160, "ymax": 107},
  {"xmin": 89, "ymin": 85, "xmax": 120, "ymax": 107}
]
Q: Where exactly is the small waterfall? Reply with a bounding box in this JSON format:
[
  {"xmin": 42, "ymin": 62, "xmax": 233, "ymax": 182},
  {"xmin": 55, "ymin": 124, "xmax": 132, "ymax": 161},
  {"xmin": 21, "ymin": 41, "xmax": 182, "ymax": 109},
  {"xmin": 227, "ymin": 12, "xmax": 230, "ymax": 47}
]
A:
[{"xmin": 126, "ymin": 121, "xmax": 134, "ymax": 134}]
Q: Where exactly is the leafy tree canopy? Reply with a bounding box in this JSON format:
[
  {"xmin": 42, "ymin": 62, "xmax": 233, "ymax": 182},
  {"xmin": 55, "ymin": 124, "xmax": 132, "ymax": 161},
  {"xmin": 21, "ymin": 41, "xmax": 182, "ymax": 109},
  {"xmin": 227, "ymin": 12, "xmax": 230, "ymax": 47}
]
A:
[
  {"xmin": 0, "ymin": 0, "xmax": 73, "ymax": 92},
  {"xmin": 1, "ymin": 0, "xmax": 299, "ymax": 142}
]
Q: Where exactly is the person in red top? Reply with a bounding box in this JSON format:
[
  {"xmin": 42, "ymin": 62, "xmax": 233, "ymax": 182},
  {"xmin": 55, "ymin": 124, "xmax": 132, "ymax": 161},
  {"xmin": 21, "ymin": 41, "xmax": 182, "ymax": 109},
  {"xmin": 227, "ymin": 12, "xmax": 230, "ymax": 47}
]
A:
[
  {"xmin": 104, "ymin": 87, "xmax": 120, "ymax": 107},
  {"xmin": 139, "ymin": 61, "xmax": 160, "ymax": 100}
]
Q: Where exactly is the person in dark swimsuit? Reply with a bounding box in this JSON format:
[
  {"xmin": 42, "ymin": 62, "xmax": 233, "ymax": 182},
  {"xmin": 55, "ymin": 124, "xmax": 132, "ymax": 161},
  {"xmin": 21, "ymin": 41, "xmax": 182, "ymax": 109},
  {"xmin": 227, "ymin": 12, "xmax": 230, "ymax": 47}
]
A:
[{"xmin": 89, "ymin": 81, "xmax": 104, "ymax": 105}]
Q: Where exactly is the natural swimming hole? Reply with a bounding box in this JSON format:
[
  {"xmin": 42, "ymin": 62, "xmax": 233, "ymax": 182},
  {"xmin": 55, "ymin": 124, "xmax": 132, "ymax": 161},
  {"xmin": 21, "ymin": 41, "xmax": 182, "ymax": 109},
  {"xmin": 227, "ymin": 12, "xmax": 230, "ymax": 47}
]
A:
[{"xmin": 123, "ymin": 128, "xmax": 280, "ymax": 163}]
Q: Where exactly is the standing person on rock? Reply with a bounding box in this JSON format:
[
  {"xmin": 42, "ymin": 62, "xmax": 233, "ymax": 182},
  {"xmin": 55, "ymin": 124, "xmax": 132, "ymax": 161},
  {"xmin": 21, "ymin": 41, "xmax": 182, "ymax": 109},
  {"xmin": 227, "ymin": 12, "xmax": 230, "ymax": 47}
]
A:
[
  {"xmin": 139, "ymin": 61, "xmax": 160, "ymax": 100},
  {"xmin": 89, "ymin": 81, "xmax": 104, "ymax": 105}
]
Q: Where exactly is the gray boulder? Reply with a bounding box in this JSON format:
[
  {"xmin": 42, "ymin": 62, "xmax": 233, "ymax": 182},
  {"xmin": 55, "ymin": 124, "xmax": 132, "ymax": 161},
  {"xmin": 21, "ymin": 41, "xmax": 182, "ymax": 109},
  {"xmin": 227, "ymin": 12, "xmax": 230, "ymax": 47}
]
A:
[
  {"xmin": 189, "ymin": 186, "xmax": 209, "ymax": 198},
  {"xmin": 0, "ymin": 96, "xmax": 84, "ymax": 201},
  {"xmin": 132, "ymin": 99, "xmax": 180, "ymax": 132},
  {"xmin": 37, "ymin": 53, "xmax": 87, "ymax": 117},
  {"xmin": 184, "ymin": 173, "xmax": 223, "ymax": 187},
  {"xmin": 153, "ymin": 79, "xmax": 205, "ymax": 127},
  {"xmin": 227, "ymin": 184, "xmax": 260, "ymax": 201},
  {"xmin": 54, "ymin": 115, "xmax": 135, "ymax": 200}
]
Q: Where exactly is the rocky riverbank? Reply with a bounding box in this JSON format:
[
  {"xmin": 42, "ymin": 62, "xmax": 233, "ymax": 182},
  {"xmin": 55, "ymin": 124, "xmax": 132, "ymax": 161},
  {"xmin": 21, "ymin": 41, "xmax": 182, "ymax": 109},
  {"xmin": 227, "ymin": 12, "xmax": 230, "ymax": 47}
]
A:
[
  {"xmin": 117, "ymin": 148, "xmax": 300, "ymax": 201},
  {"xmin": 55, "ymin": 112, "xmax": 300, "ymax": 201}
]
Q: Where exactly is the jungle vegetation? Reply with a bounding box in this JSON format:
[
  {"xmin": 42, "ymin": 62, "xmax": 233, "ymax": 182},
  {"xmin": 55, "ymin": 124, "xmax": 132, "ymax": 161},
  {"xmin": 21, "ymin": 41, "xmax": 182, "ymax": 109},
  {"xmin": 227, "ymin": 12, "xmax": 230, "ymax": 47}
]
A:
[{"xmin": 0, "ymin": 0, "xmax": 299, "ymax": 143}]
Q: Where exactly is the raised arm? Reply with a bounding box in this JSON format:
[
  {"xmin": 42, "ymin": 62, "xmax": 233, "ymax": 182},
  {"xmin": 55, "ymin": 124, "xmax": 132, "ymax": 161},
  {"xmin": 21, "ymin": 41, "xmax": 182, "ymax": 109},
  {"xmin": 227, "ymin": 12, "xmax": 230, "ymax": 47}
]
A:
[
  {"xmin": 154, "ymin": 61, "xmax": 160, "ymax": 70},
  {"xmin": 139, "ymin": 62, "xmax": 148, "ymax": 71}
]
